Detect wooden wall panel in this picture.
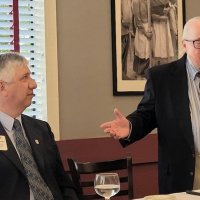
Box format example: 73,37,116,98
56,134,158,198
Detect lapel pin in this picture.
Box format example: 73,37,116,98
35,139,39,144
0,135,8,151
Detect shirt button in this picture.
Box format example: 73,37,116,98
190,172,194,176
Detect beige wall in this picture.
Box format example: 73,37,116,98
185,0,199,20
56,0,199,139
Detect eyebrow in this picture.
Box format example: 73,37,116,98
19,72,31,78
185,38,200,41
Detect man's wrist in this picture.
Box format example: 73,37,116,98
124,121,132,141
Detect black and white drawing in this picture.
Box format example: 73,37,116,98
112,0,185,95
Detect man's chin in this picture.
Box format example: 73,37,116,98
24,101,33,109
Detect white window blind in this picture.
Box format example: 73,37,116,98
0,0,47,120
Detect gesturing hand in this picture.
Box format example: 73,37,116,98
100,108,130,139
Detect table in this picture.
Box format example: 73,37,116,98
134,190,200,200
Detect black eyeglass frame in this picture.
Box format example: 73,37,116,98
185,39,200,49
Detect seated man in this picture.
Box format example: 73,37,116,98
0,52,78,200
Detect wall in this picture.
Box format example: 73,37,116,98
56,0,199,139
185,0,199,20
56,0,141,139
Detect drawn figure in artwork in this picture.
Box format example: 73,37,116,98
121,0,135,80
132,0,152,79
120,0,179,80
168,0,178,57
151,0,178,65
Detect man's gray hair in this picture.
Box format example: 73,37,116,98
0,52,28,82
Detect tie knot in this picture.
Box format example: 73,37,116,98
196,72,200,78
13,119,22,130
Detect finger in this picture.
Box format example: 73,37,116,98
103,128,111,133
110,133,120,140
104,128,116,135
114,108,124,119
100,122,112,128
114,135,119,140
109,132,116,138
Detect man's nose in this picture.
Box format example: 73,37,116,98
30,78,37,89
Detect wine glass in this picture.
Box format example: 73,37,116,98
94,173,120,200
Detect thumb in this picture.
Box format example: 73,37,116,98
114,108,124,119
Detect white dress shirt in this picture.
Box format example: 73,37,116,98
186,56,200,189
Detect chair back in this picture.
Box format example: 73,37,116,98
67,156,134,200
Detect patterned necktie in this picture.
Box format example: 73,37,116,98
196,72,200,89
13,119,54,200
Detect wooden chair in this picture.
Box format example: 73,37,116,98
67,156,134,200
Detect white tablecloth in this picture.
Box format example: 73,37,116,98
134,191,200,200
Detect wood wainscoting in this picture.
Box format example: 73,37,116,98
56,134,158,198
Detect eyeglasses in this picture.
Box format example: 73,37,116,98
185,39,200,49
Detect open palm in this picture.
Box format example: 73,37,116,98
100,108,130,139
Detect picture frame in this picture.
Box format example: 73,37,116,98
111,0,186,95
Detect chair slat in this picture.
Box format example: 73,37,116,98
67,156,134,200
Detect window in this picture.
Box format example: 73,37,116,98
0,0,47,120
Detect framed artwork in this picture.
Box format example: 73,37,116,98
111,0,186,95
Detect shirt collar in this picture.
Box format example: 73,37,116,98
186,55,200,80
0,112,22,131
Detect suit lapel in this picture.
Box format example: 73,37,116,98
169,55,195,152
21,115,46,174
0,123,27,177
0,116,47,180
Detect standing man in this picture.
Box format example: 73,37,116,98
0,52,78,200
101,16,200,194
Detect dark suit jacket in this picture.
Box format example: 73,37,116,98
0,114,78,200
121,54,195,194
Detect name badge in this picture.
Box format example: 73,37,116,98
0,135,8,151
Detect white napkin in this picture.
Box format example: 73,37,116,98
144,194,176,200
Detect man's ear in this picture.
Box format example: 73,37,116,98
182,40,186,48
0,81,7,93
0,81,8,97
0,81,4,90
182,40,187,53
